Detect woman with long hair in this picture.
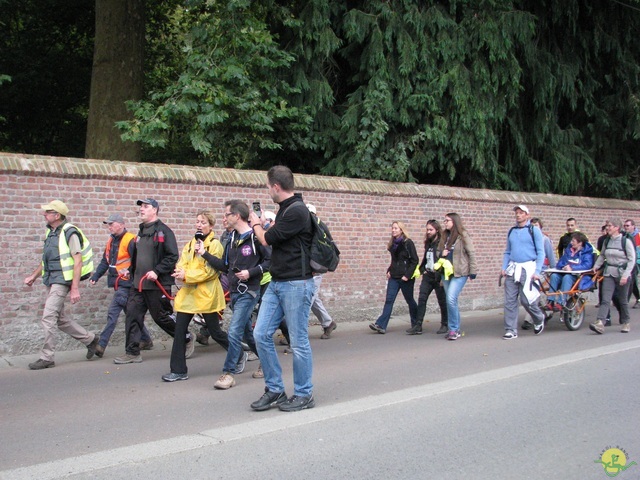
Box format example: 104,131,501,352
162,210,229,382
407,219,448,335
369,221,419,334
437,213,477,340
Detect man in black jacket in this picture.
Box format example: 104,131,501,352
249,166,316,412
114,199,183,364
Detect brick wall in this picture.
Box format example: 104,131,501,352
1,152,638,355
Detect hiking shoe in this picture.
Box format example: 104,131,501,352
114,354,142,364
86,334,100,360
369,323,386,334
234,351,248,374
139,340,154,351
279,395,315,412
446,330,460,341
252,364,264,378
521,321,533,331
247,351,259,362
502,331,518,340
214,372,236,390
405,325,423,335
95,345,105,358
589,320,605,334
195,332,209,346
29,359,55,370
436,324,448,334
250,388,287,411
621,323,630,333
533,322,544,335
321,321,337,339
185,335,195,359
162,372,188,382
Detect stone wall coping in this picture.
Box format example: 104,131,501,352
1,152,638,209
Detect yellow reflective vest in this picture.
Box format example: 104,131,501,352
43,223,93,282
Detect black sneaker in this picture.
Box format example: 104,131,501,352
533,321,544,335
279,395,315,412
86,334,100,360
250,388,287,411
405,325,423,335
521,321,533,330
436,324,448,335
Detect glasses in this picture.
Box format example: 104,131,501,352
223,212,236,218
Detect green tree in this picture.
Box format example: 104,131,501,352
118,0,312,169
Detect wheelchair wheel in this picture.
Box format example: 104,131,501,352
563,297,585,331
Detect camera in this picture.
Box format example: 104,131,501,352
194,230,205,242
252,201,261,218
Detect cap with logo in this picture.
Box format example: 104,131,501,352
41,200,69,216
513,204,530,214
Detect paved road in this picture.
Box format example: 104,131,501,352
1,305,639,479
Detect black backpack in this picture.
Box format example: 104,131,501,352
308,212,340,274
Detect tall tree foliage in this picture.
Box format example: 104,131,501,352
118,0,312,169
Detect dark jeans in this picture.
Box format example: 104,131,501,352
375,277,417,330
170,311,229,374
124,288,176,356
99,287,151,348
414,273,447,327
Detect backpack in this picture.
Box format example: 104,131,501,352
308,212,340,274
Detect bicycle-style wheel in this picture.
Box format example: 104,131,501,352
564,296,585,331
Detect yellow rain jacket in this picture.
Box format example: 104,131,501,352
173,234,225,314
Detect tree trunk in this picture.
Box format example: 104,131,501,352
85,0,144,161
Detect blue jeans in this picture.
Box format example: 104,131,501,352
253,279,314,397
375,277,417,330
223,291,260,373
99,287,151,348
548,273,578,306
443,276,468,332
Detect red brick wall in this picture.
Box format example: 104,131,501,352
1,153,638,355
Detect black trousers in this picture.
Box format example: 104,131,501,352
170,311,229,374
125,288,176,355
414,273,448,327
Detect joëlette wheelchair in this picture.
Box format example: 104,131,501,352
538,269,603,330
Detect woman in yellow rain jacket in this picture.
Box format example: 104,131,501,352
162,210,229,382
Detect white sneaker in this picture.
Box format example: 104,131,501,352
502,331,518,340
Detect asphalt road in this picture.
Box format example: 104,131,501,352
1,305,639,479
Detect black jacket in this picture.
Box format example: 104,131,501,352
387,238,419,279
130,220,179,288
202,230,271,293
264,194,313,281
